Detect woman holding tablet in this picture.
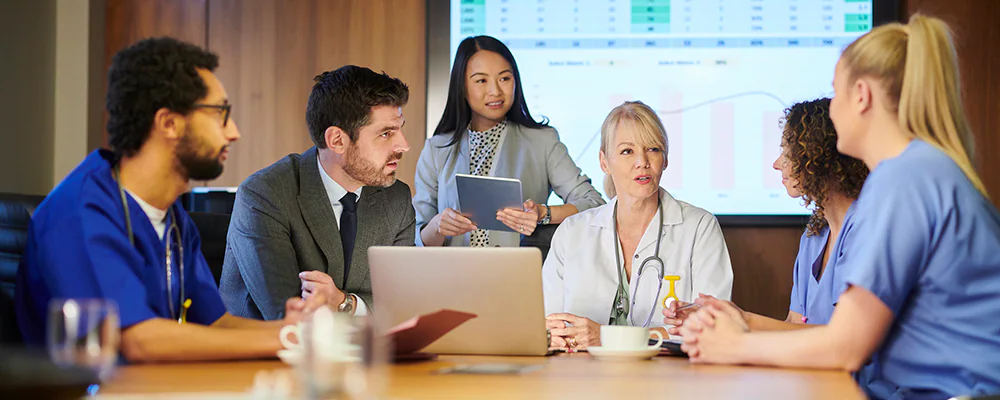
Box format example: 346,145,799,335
542,101,733,351
413,35,604,247
664,98,869,331
678,15,1000,399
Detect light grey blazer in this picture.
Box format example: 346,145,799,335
413,123,605,246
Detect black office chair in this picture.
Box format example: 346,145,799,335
187,212,232,286
0,193,46,346
520,223,559,261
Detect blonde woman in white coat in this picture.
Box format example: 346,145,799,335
543,101,733,352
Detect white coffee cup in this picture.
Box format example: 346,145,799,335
599,326,663,351
278,306,350,359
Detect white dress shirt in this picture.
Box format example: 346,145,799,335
542,188,733,328
317,158,369,315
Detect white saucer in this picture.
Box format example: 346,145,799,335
277,349,303,365
587,346,660,361
277,347,362,366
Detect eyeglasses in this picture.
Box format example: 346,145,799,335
192,102,232,127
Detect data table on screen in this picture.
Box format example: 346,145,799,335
451,0,873,215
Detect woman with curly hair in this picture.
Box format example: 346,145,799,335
663,97,868,331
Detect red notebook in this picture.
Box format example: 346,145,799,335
386,309,477,357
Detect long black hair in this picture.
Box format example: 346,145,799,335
433,36,548,148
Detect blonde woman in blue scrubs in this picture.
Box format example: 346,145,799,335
678,15,1000,399
664,98,869,331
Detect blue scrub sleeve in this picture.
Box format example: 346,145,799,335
788,232,809,315
838,177,930,315
788,263,805,315
184,229,227,325
59,202,160,329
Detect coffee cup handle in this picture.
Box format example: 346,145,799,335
648,330,663,350
279,325,300,350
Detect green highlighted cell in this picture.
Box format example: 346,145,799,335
631,5,669,13
845,13,871,23
460,0,485,4
845,23,871,32
631,13,670,24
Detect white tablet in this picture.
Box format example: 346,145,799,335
455,174,523,233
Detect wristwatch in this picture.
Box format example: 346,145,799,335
537,204,552,225
338,293,356,314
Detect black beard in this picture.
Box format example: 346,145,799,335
176,131,224,181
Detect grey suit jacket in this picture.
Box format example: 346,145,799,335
413,123,605,246
220,147,416,320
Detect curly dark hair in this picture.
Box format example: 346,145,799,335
106,37,219,158
781,98,869,236
306,65,409,148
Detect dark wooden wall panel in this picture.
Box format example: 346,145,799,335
205,0,427,188
904,0,1000,205
723,226,802,319
104,0,207,77
205,0,318,187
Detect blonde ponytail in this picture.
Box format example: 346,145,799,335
842,14,988,197
899,15,985,197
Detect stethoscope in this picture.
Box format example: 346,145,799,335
612,194,665,328
114,166,186,322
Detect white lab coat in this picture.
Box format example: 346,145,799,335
542,188,733,328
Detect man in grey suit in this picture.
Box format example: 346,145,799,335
220,65,415,319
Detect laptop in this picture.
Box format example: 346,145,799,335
368,246,549,356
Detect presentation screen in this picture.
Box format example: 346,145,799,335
430,0,893,218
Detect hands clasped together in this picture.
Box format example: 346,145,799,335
662,294,751,363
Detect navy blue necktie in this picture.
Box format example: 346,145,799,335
339,192,358,285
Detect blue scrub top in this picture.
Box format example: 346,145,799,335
788,203,856,325
15,150,226,346
835,140,1000,399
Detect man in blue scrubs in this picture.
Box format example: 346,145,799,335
15,37,318,362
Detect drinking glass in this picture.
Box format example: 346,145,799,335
297,307,391,399
298,305,351,400
344,314,390,400
47,298,120,382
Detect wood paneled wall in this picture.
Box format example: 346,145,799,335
723,226,802,319
102,0,427,188
102,1,1000,319
904,0,1000,204
104,0,207,71
206,0,427,187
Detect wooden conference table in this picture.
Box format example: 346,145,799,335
100,353,864,399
